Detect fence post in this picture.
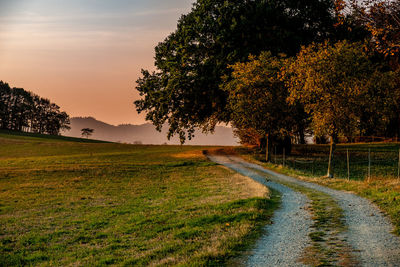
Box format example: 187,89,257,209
283,148,285,167
274,146,277,164
368,148,371,181
398,148,400,180
347,149,350,181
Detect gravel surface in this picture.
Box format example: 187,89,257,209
226,155,400,267
207,154,312,267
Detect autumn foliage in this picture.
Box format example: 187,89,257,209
135,0,400,176
286,41,397,140
336,0,400,69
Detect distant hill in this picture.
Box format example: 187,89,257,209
63,117,239,146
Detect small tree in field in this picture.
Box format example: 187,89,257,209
81,128,94,139
286,40,396,177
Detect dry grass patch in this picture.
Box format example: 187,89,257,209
171,150,206,159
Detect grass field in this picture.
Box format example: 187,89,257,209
237,145,400,236
0,132,278,266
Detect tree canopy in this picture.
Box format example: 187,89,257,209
135,0,338,143
223,52,307,159
286,41,396,139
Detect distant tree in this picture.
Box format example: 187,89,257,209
81,128,94,139
286,40,398,177
233,127,263,147
46,110,70,135
0,81,11,129
6,87,32,131
135,0,339,143
0,81,70,135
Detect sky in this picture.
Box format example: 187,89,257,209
0,0,194,125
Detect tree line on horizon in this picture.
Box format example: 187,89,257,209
0,81,70,135
135,0,400,177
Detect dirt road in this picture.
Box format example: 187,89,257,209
207,154,400,266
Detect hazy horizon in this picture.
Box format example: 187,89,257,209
64,116,239,146
0,0,194,125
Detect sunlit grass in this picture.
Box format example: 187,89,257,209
0,132,278,266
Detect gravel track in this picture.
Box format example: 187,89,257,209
207,154,312,266
223,155,400,267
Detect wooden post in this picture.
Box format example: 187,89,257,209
265,134,270,162
327,137,336,178
368,148,371,181
274,146,277,164
347,149,350,181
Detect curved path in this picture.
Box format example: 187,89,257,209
208,154,400,267
208,154,312,266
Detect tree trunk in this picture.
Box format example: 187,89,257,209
299,130,306,145
327,137,336,178
265,133,270,162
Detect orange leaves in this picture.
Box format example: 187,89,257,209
343,0,400,65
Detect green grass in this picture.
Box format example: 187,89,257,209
279,143,400,180
0,129,109,143
237,146,400,236
0,134,279,266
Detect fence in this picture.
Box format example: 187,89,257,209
338,136,400,143
270,145,400,181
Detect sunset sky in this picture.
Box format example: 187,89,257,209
0,0,194,125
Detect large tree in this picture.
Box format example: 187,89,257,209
286,41,397,177
135,0,338,143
